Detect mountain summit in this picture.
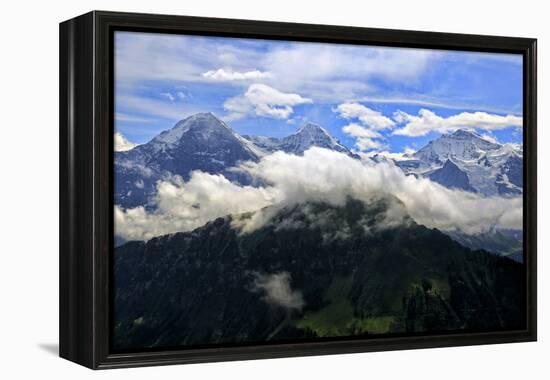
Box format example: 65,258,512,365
395,129,522,196
152,112,231,146
279,123,351,155
115,112,261,208
413,129,501,164
244,122,355,156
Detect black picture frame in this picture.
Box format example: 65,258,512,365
59,10,537,369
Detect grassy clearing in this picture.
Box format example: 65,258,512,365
295,276,394,337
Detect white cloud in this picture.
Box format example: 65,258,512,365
336,103,396,130
114,132,138,152
114,171,278,241
252,272,305,311
341,123,382,139
224,83,312,120
237,149,522,234
336,103,394,151
115,148,522,241
341,123,386,152
393,109,523,137
202,68,272,81
355,137,386,152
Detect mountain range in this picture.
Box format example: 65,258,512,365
115,112,523,260
243,123,357,157
116,113,523,209
391,129,523,196
115,113,355,209
113,197,524,350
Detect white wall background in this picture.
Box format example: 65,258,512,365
0,0,547,378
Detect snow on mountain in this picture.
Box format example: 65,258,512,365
244,123,356,157
115,112,261,208
115,112,523,211
414,129,502,164
395,129,523,196
115,114,356,209
279,123,353,155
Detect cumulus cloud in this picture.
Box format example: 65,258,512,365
342,123,386,152
224,83,312,120
251,272,305,311
114,132,138,152
202,68,272,81
354,137,386,152
393,109,523,137
342,123,382,139
336,103,394,151
336,103,396,130
115,148,522,241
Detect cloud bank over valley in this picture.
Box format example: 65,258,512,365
115,148,522,241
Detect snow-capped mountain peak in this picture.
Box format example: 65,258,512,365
152,112,229,146
296,122,329,135
413,128,502,164
243,122,355,156
395,128,523,196
279,122,351,155
115,112,261,208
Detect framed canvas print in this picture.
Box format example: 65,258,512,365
59,11,537,369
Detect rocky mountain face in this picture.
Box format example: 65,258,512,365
113,197,524,351
395,130,523,196
115,113,262,209
244,123,356,157
428,159,477,192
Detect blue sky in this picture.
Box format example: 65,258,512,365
114,31,523,154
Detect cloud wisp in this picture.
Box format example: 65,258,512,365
251,272,305,311
202,68,272,81
115,148,522,241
